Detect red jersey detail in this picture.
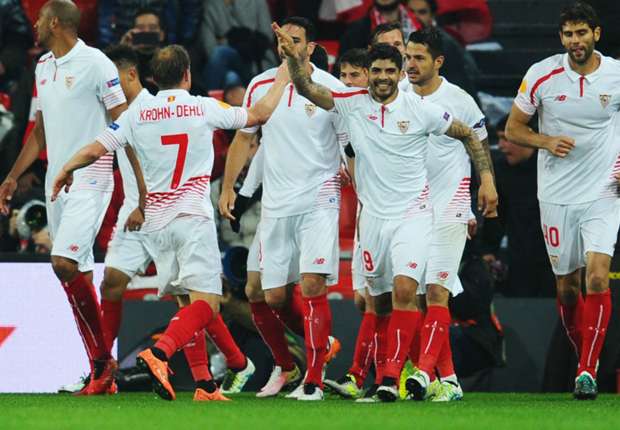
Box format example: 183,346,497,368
246,78,275,107
579,76,585,97
331,89,369,98
530,67,565,105
287,84,294,107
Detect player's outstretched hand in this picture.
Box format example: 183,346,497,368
0,177,17,215
51,169,73,202
545,136,575,158
272,22,296,58
124,207,144,232
219,188,237,221
478,181,498,218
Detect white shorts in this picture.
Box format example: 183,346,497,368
246,224,261,273
260,208,339,290
104,227,151,278
47,189,112,272
144,216,222,296
359,210,433,297
417,222,467,296
540,198,620,275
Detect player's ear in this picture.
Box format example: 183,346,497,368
593,26,601,42
307,42,316,57
435,55,445,70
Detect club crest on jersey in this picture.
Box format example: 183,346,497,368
305,103,317,117
600,94,612,108
65,76,75,89
397,120,410,133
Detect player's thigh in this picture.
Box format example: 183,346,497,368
260,215,299,289
539,202,584,276
298,208,339,282
169,216,223,296
390,212,433,286
581,198,620,261
51,190,112,272
424,222,468,297
104,228,151,279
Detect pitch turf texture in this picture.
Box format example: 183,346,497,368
2,393,620,430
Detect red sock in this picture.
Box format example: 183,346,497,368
349,312,376,387
183,329,212,381
272,294,305,338
302,294,331,387
101,298,123,354
418,306,451,376
384,310,422,380
374,315,390,384
436,334,456,378
155,300,214,359
557,294,584,357
250,301,295,370
578,290,612,376
408,322,422,366
62,274,109,361
206,313,246,370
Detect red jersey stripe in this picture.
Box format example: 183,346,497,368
247,78,276,107
530,67,565,105
332,89,369,98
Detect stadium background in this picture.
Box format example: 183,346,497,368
1,0,620,402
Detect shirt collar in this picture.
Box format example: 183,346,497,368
53,39,85,65
374,87,404,113
156,89,189,98
562,51,605,83
131,88,150,105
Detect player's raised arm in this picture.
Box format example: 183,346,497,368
219,130,255,220
273,22,335,111
245,63,289,127
0,111,46,215
445,119,498,216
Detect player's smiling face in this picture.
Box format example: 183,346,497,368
560,21,600,65
339,63,368,88
368,59,400,101
405,42,441,85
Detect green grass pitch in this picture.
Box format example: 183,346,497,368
1,393,619,430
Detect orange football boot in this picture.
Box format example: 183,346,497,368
193,388,231,402
137,349,176,400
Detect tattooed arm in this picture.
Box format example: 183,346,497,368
446,119,498,216
273,22,335,110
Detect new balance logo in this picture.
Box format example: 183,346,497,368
408,262,418,269
554,95,567,102
69,244,79,252
368,114,378,121
313,258,326,265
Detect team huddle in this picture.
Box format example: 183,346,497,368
1,0,618,402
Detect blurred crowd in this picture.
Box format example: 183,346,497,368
0,0,576,298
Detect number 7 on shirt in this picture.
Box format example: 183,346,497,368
161,133,189,189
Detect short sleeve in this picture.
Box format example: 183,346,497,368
331,88,367,117
514,64,542,116
97,110,130,152
239,144,264,197
240,75,270,134
420,100,453,136
464,98,488,141
201,97,248,130
96,55,127,110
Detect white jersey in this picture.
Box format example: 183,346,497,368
35,39,126,194
115,88,151,227
411,78,487,223
331,88,453,219
239,143,264,198
242,65,345,218
98,89,248,232
514,52,620,204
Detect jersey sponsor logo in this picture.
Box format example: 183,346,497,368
518,79,527,94
397,120,410,133
600,94,612,108
106,77,120,88
554,95,567,102
305,103,317,117
68,244,80,253
65,76,75,89
313,258,326,265
109,122,120,130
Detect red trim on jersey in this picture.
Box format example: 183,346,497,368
529,67,565,105
331,89,369,98
246,78,275,107
287,84,294,107
381,105,386,128
37,55,52,64
579,76,585,97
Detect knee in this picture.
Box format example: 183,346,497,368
354,293,366,313
265,288,287,309
301,274,326,298
426,285,450,306
100,276,125,302
587,272,608,293
245,277,264,303
556,274,581,304
392,277,416,306
51,257,78,282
